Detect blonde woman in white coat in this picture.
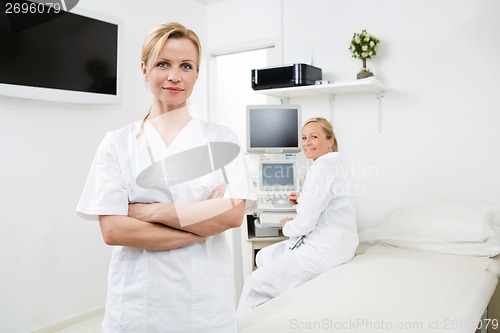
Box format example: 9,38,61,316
237,117,358,317
77,23,255,333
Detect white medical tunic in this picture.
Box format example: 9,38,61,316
237,152,358,316
77,118,256,333
282,152,358,253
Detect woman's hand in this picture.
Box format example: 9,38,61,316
99,214,206,251
128,183,226,222
280,217,294,227
288,191,300,205
129,202,158,222
210,183,226,199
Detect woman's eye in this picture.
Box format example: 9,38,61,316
301,137,306,140
181,63,193,70
156,61,169,68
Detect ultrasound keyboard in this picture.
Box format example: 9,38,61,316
259,211,297,228
256,191,295,211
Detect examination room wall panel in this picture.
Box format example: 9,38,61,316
0,0,207,332
207,0,500,230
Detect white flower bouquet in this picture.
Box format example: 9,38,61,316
348,29,380,79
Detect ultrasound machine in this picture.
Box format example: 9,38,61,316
255,160,298,227
246,104,301,233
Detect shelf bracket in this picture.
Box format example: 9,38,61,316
280,97,291,104
328,94,336,124
377,93,384,133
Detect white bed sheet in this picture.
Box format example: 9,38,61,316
238,244,498,333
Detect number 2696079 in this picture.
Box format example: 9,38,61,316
5,1,63,14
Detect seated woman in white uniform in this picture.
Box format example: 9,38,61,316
237,117,358,317
77,22,255,333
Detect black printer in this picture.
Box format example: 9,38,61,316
251,63,322,90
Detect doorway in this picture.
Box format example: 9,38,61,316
209,45,275,301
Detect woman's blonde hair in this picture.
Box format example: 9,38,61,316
303,117,338,152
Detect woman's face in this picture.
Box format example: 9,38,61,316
142,37,198,111
301,122,334,160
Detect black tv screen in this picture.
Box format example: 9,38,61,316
0,6,121,103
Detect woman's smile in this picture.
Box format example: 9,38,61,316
163,86,185,92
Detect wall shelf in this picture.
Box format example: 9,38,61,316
254,77,389,132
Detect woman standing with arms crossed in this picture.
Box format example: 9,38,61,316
77,22,255,333
237,117,358,316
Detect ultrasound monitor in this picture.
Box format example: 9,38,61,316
246,104,301,154
259,160,297,192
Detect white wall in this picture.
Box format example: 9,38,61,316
0,1,207,332
2,1,500,331
207,0,500,229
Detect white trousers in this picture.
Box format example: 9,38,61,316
237,239,344,317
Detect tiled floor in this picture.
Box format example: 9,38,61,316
52,314,103,333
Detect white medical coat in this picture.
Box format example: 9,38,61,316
282,152,358,256
77,118,256,333
237,152,358,316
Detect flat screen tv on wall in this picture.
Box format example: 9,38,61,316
0,6,122,104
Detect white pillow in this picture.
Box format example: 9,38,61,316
362,203,494,243
378,235,500,257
